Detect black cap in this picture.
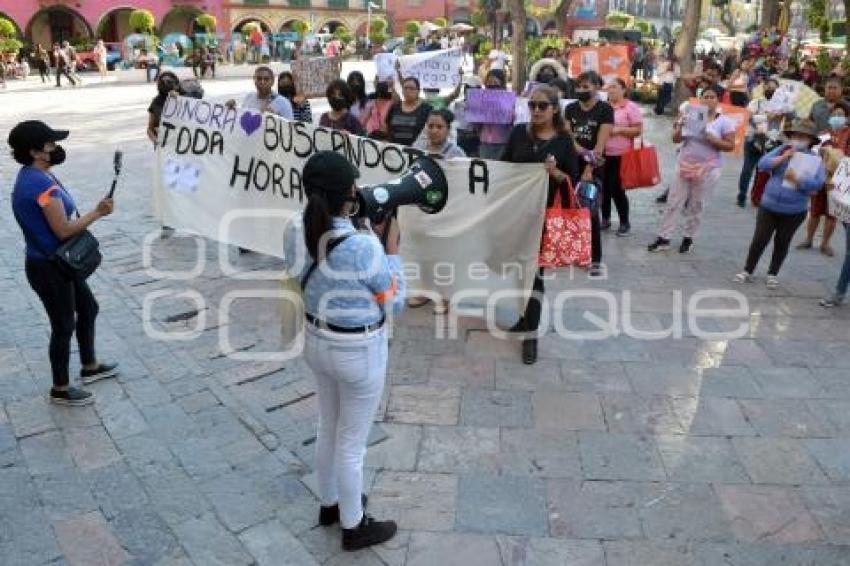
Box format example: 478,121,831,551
8,120,69,153
302,151,360,196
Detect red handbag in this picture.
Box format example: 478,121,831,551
750,170,770,207
538,180,592,269
620,139,661,189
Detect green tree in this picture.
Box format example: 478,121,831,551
805,0,830,44
196,13,217,33
634,20,652,34
433,17,448,28
334,25,352,44
129,9,155,33
404,21,421,44
606,11,632,29
0,16,16,38
471,11,487,28
292,20,311,35
508,0,526,93
370,16,389,44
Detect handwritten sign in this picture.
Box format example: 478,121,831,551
829,157,850,223
569,46,630,82
398,47,463,90
291,57,341,97
465,89,516,124
375,53,396,81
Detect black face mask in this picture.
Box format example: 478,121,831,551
576,90,592,102
158,81,175,95
376,83,391,99
47,145,66,166
538,73,555,83
764,89,775,100
279,84,296,98
329,97,348,111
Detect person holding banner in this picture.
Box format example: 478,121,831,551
277,71,313,123
384,77,432,146
649,85,736,254
735,120,826,289
283,152,404,551
502,85,580,365
603,78,642,236
362,78,397,138
319,79,366,136
226,66,293,120
475,70,513,160
413,109,467,159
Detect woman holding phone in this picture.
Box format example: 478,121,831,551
9,121,118,406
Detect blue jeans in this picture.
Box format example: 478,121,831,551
836,223,850,298
654,83,672,115
738,138,761,202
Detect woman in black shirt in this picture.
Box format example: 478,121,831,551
384,77,432,146
502,85,580,365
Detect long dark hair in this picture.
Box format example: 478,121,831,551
347,71,368,109
326,79,353,108
303,189,349,260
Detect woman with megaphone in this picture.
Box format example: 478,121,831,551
282,151,405,551
501,85,581,364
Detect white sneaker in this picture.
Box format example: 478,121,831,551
733,271,752,283
765,275,779,290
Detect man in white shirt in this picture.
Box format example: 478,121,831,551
440,35,449,50
227,66,293,119
488,49,507,71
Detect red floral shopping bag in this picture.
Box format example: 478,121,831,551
538,180,592,269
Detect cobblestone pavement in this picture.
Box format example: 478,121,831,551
2,79,850,566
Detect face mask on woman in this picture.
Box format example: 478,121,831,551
43,145,66,166
329,97,348,111
279,84,296,98
789,138,810,151
576,90,592,102
828,116,847,130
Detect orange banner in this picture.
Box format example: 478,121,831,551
688,99,750,156
568,46,631,82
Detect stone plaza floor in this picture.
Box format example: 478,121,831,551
1,73,850,565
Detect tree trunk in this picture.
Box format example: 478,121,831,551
720,5,736,37
508,0,527,94
554,0,575,38
761,0,780,28
673,0,702,105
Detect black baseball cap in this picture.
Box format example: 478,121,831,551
8,120,69,153
303,151,360,196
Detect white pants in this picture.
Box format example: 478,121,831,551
304,324,388,529
659,167,722,240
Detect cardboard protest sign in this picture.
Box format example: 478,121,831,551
398,48,463,90
375,53,396,81
465,89,516,124
829,157,850,223
686,99,749,155
153,96,549,320
569,46,630,82
290,57,341,97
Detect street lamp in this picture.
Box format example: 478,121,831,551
366,0,379,51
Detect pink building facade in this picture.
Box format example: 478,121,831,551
386,0,556,37
0,0,227,46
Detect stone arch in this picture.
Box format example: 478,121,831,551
94,6,134,43
317,19,346,34
26,6,93,47
160,5,205,36
0,11,23,38
232,16,272,33
280,19,304,32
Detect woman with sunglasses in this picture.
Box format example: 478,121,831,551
383,77,432,146
502,86,580,364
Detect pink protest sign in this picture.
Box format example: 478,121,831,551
465,89,517,124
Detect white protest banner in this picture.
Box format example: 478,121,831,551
290,57,341,97
153,96,549,317
374,53,396,80
398,47,463,90
829,157,850,223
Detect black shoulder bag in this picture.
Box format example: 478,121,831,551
13,207,102,281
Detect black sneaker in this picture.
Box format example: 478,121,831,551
80,363,119,385
736,196,746,208
50,387,94,406
679,237,694,254
600,219,612,231
655,191,668,204
616,223,631,237
319,494,369,527
342,515,397,551
522,338,537,365
648,237,671,252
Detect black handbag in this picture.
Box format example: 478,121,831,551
14,208,102,280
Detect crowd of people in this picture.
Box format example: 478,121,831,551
8,26,850,557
